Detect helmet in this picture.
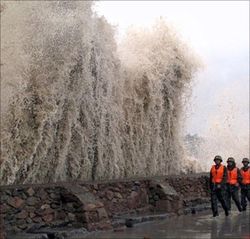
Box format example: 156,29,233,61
227,157,235,163
242,158,249,163
214,155,222,162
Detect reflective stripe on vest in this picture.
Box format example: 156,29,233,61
240,168,250,184
227,168,238,185
211,165,224,183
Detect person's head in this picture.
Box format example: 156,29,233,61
227,157,235,167
214,155,222,165
242,158,249,167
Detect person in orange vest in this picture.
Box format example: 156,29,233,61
210,155,229,217
240,157,250,211
226,157,242,212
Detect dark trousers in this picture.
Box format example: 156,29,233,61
241,185,250,210
211,185,228,216
226,184,242,211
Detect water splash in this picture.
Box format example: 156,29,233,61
0,2,199,184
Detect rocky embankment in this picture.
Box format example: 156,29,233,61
0,173,210,239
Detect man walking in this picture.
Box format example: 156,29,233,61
240,158,250,211
210,155,229,217
226,157,242,212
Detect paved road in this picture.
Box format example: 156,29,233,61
84,208,250,239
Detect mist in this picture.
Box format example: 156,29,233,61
0,2,199,185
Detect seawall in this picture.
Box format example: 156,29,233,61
0,173,210,238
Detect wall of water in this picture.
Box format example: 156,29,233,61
0,2,199,184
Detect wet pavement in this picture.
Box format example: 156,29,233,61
84,208,250,239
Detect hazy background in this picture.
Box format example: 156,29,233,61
95,1,249,168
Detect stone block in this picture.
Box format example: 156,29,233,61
97,208,108,220
33,217,43,223
106,190,114,200
55,210,66,220
7,197,24,209
83,203,96,212
42,214,54,223
114,192,123,199
68,212,75,221
27,197,39,206
27,188,35,197
16,210,28,219
40,204,50,210
95,201,104,208
0,203,10,214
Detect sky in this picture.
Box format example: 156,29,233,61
94,1,249,139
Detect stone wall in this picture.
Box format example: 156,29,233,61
0,173,210,238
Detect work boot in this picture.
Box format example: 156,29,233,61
225,210,229,216
213,211,219,217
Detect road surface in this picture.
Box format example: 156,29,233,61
84,208,250,239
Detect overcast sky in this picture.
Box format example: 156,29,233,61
94,1,249,138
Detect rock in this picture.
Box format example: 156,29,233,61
112,198,118,203
12,189,23,197
80,212,89,223
1,194,9,202
55,211,66,220
50,203,60,209
7,197,24,209
95,201,104,208
97,208,108,220
26,218,33,224
106,190,114,200
17,224,28,230
83,204,96,211
0,203,10,213
49,193,59,200
32,217,42,223
26,223,45,232
27,188,35,197
114,192,123,199
50,220,69,228
71,222,84,228
98,191,105,199
35,208,54,217
98,221,112,230
88,211,99,222
40,204,50,210
42,214,54,223
16,210,28,219
65,202,75,211
68,213,75,221
27,197,39,206
37,189,48,201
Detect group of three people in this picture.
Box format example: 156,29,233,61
210,156,250,217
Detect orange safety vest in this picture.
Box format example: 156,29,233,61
240,167,250,185
227,168,238,185
211,165,224,183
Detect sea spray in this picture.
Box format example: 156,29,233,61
0,2,199,184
